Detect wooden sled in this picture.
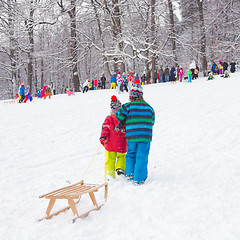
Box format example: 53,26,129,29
4,99,18,105
39,180,108,223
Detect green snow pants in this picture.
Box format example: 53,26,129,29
105,150,126,180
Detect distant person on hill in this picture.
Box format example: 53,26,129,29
178,67,184,82
159,66,164,83
37,89,41,98
141,73,146,85
230,60,236,73
94,78,98,90
146,70,151,84
219,60,224,75
223,60,228,72
221,70,230,78
212,62,219,75
127,69,134,89
101,74,106,89
207,72,214,81
122,72,128,92
170,66,176,81
187,69,192,83
44,86,51,99
211,62,216,72
100,95,127,180
190,60,196,76
41,85,47,98
91,80,94,90
117,72,123,94
23,93,33,103
110,74,116,89
134,73,140,81
116,80,155,185
193,67,199,80
153,69,158,83
83,79,91,93
50,82,55,95
18,83,25,103
127,69,134,83
164,66,170,82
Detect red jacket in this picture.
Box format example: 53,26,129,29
100,114,127,153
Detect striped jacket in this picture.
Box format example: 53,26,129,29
116,100,155,142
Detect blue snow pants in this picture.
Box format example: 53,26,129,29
125,141,151,184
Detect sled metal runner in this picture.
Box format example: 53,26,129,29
39,180,108,222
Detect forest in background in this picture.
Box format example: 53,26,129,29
0,0,239,100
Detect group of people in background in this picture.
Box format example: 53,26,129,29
83,59,237,93
83,62,202,94
17,59,237,101
211,60,236,75
16,83,32,103
17,83,54,103
208,60,236,81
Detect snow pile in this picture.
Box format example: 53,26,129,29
1,72,240,240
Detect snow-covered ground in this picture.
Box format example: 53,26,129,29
1,72,240,240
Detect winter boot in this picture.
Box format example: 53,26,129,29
116,168,125,176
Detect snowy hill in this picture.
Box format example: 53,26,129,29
1,72,240,240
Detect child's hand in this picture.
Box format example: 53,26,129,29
100,138,106,146
114,127,120,131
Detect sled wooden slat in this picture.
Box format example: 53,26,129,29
39,180,108,222
42,185,95,198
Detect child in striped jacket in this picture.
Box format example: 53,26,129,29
116,80,155,184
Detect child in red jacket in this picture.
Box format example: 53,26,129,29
100,95,128,180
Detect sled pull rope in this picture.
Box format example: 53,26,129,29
81,144,101,180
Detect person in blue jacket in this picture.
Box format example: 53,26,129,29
211,62,218,75
170,66,176,81
134,73,140,81
110,74,116,89
19,83,25,103
37,89,41,98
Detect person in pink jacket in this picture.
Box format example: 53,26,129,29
41,86,47,98
94,78,98,90
178,67,184,82
116,72,123,94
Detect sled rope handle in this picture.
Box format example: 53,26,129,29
81,144,102,180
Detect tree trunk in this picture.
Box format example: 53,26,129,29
91,0,112,78
167,0,178,66
151,0,157,83
25,0,34,94
145,5,150,75
68,0,80,91
41,58,44,89
8,0,17,98
197,0,208,77
112,0,124,73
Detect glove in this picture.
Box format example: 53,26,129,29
100,137,106,146
116,121,125,129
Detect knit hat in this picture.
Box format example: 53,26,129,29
129,80,143,99
110,95,121,112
